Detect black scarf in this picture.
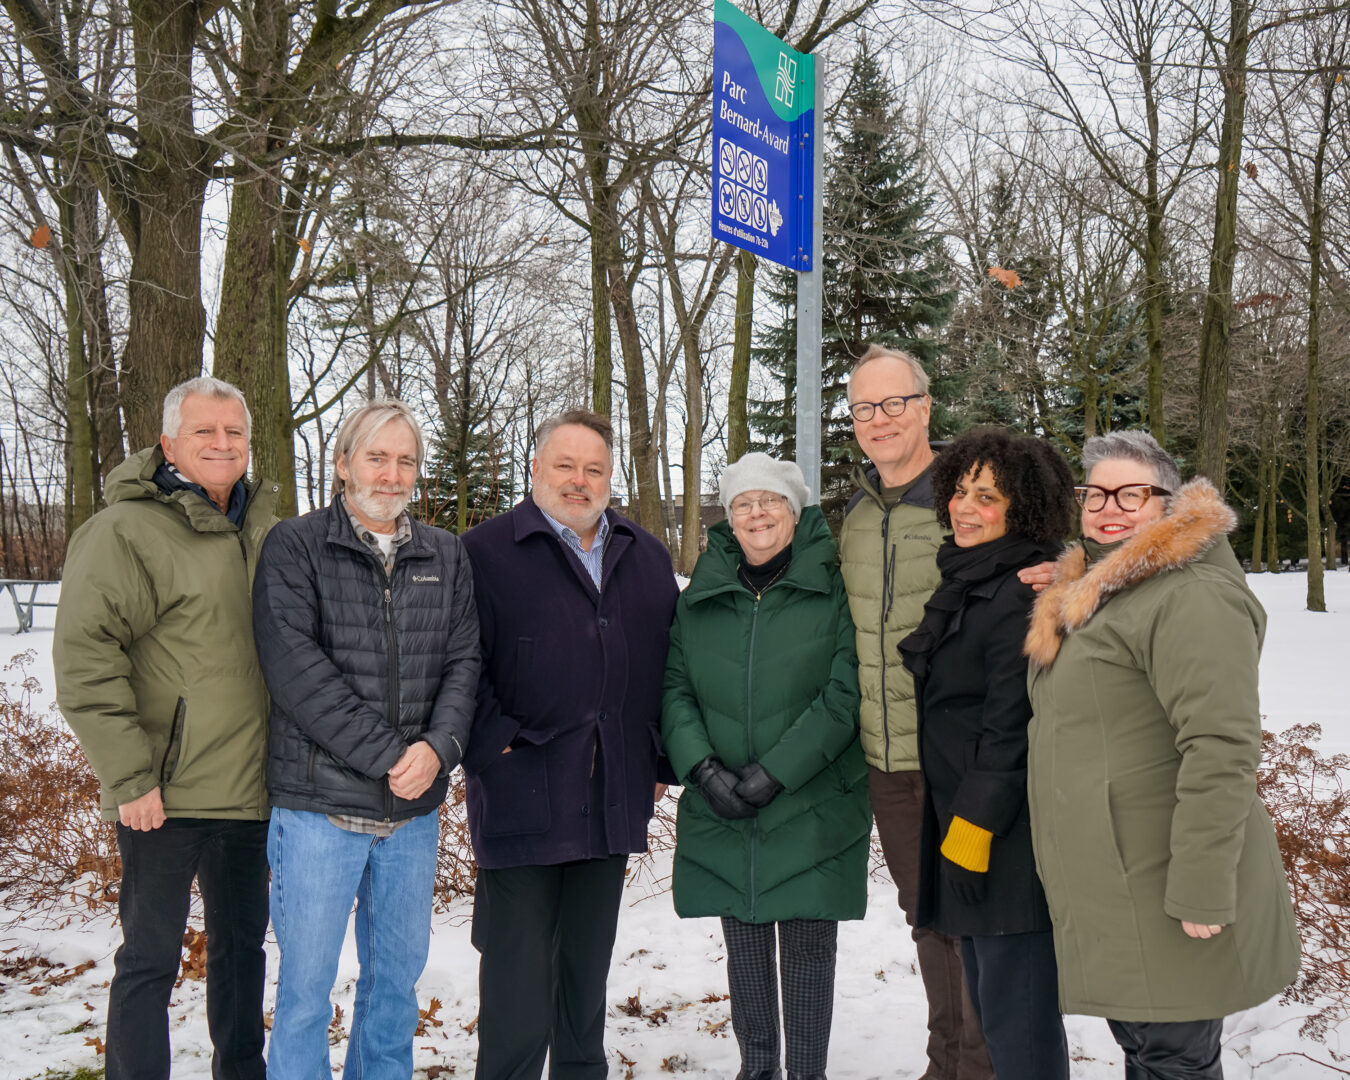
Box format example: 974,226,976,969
737,542,793,595
897,532,1050,681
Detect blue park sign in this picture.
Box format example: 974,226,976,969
712,0,816,271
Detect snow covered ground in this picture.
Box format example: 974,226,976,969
1,570,1347,1079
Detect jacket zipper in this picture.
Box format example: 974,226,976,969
746,593,761,922
383,575,400,822
879,509,892,770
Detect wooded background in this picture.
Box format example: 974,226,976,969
1,0,1346,609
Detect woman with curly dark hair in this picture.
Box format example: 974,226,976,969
898,427,1076,1080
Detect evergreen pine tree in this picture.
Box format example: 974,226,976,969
417,426,513,533
750,39,956,526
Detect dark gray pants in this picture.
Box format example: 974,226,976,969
870,767,994,1080
472,855,628,1080
721,917,837,1075
1108,1018,1224,1080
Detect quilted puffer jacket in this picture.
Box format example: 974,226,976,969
661,507,870,923
253,500,480,822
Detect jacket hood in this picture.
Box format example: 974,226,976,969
1025,478,1237,669
685,503,836,603
104,445,273,533
103,446,169,506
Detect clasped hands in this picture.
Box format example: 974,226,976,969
691,756,783,820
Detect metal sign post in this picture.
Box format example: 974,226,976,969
712,0,822,502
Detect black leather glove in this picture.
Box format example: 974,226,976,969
943,858,988,906
733,762,784,808
690,756,758,820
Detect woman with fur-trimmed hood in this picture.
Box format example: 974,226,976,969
1025,430,1299,1080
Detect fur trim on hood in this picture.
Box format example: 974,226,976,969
1025,478,1237,669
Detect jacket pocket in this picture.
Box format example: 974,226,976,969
160,698,187,784
478,744,551,838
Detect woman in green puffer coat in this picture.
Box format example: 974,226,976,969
1025,430,1300,1080
662,453,870,1080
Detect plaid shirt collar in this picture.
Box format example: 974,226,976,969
340,493,413,573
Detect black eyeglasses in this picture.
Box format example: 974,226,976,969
1074,484,1172,512
848,393,926,422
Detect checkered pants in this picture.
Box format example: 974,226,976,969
720,917,838,1074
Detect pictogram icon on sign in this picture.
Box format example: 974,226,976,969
719,139,736,178
752,158,768,193
736,187,752,223
752,195,768,231
718,180,736,217
736,148,753,186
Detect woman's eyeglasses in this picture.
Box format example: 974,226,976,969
729,493,787,516
1074,484,1172,512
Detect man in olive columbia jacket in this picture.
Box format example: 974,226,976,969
54,377,279,1080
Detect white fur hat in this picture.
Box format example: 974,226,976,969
718,453,810,520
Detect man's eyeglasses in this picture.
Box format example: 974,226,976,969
1074,484,1172,512
848,394,926,422
729,493,787,517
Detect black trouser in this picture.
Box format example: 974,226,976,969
960,931,1069,1080
472,855,628,1080
1107,1018,1224,1080
108,818,269,1080
869,767,994,1080
721,917,838,1076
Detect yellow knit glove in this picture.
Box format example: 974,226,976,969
941,816,994,873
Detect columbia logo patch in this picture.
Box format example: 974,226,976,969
412,574,440,583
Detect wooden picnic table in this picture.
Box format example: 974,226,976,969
0,578,59,633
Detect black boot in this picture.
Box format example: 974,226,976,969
735,1071,782,1080
787,1074,826,1080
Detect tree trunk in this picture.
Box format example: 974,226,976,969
590,228,612,415
678,327,704,575
58,186,96,539
213,155,297,514
1142,205,1167,447
727,250,756,464
1302,58,1333,612
120,0,210,449
1265,456,1279,571
212,3,298,514
1251,422,1268,571
1195,0,1250,487
607,263,661,536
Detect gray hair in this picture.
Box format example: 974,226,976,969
330,399,425,495
162,376,251,438
534,409,614,460
1082,430,1182,493
849,344,931,397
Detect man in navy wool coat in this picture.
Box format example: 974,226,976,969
460,409,678,1080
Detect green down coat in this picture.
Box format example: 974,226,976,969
54,447,279,821
661,507,871,923
1025,480,1300,1022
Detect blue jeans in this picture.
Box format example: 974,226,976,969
266,807,438,1080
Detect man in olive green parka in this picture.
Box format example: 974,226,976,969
54,377,279,1080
